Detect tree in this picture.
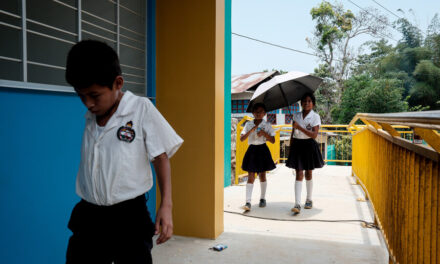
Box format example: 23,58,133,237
308,1,389,95
352,39,395,76
425,14,440,67
410,60,440,108
360,78,407,113
394,17,423,49
313,64,339,123
331,75,407,123
331,74,370,123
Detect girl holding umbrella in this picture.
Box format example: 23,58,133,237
286,93,324,214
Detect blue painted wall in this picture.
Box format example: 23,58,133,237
0,87,158,263
224,0,232,187
0,88,83,263
146,0,158,211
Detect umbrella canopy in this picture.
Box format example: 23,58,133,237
246,71,323,113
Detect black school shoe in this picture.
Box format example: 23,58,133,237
243,202,251,211
291,204,301,214
259,199,266,207
304,200,313,209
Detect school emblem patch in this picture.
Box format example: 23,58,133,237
117,121,135,143
306,124,312,131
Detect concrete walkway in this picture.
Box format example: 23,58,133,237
152,165,388,263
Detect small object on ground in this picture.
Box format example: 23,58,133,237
210,244,228,251
361,222,377,229
357,197,366,202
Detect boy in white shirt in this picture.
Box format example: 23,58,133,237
65,40,183,263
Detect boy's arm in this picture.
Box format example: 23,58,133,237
152,152,173,244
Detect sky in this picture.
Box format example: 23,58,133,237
232,0,440,76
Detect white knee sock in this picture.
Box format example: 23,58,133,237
306,180,313,201
260,181,267,199
295,180,302,205
246,183,254,203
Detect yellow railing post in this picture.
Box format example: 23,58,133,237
349,111,440,264
235,116,252,185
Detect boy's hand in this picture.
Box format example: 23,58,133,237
155,204,173,244
152,152,173,245
292,122,300,129
257,130,265,137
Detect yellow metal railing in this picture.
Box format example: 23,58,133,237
349,111,440,264
277,124,354,163
235,118,416,185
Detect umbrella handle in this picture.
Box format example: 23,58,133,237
278,83,292,116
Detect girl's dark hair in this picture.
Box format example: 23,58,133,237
65,40,122,89
301,92,316,105
252,103,266,112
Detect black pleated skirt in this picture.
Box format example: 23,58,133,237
242,144,276,173
286,138,324,171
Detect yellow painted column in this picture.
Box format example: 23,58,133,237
156,0,225,238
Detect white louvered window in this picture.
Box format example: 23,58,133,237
0,0,147,95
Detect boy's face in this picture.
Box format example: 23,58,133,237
301,96,314,112
252,106,266,119
75,76,123,117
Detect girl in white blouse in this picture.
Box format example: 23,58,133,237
240,103,276,211
286,93,324,214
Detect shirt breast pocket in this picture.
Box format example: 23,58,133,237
117,125,143,155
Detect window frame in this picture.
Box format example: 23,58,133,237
0,0,148,96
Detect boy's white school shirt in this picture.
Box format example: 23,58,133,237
292,110,321,139
77,91,183,206
241,119,275,145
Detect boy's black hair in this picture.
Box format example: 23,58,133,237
301,92,316,105
252,102,266,112
65,40,121,89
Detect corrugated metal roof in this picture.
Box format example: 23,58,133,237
231,71,279,94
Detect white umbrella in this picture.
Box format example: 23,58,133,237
246,71,323,113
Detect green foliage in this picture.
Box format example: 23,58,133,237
331,75,370,123
328,135,352,165
400,47,432,74
309,3,440,122
311,1,354,51
360,78,407,113
408,60,440,108
308,2,387,80
413,60,440,87
332,75,407,123
425,14,440,67
353,39,394,76
376,47,431,77
394,18,423,49
313,64,339,123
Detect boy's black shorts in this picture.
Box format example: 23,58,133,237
66,194,155,264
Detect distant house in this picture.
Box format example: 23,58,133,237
231,71,300,125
